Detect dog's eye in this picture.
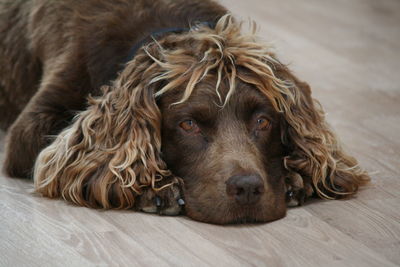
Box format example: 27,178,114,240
256,117,270,130
179,120,198,132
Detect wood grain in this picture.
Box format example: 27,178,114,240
1,0,400,266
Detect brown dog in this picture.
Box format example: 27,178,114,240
0,0,369,224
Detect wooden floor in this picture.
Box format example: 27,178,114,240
1,0,400,266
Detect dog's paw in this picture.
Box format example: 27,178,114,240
138,176,185,216
285,172,313,207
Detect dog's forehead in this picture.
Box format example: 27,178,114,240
158,78,276,118
161,78,269,104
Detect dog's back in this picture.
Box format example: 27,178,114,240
0,0,227,130
0,0,42,129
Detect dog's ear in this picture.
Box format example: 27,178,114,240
280,73,369,199
34,66,171,208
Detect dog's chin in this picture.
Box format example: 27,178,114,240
184,199,287,225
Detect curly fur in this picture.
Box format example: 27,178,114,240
33,15,369,209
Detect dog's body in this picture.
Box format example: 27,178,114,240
0,0,226,175
0,0,369,224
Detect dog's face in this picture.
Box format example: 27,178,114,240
159,79,287,224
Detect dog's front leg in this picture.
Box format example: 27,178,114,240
3,61,89,178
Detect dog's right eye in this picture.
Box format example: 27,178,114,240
179,120,199,133
256,117,270,130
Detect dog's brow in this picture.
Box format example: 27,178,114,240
238,89,273,111
179,104,216,119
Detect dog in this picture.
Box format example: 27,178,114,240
0,0,369,224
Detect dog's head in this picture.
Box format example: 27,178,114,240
159,78,287,223
35,15,368,224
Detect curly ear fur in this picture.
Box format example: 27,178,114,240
34,50,172,209
280,72,370,199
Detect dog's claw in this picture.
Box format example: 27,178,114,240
178,198,185,206
155,196,162,207
286,190,299,207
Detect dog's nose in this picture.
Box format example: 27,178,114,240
226,175,265,205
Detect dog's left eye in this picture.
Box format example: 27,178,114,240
179,120,199,132
256,117,270,130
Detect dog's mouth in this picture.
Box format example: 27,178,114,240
228,203,287,224
226,213,283,224
182,197,287,225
